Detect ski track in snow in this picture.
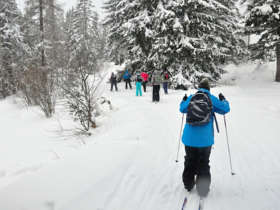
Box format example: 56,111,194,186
0,76,280,210
60,88,186,210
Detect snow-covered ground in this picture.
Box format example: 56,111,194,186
0,62,280,210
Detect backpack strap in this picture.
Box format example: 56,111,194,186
201,91,219,133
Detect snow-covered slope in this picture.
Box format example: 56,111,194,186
0,62,279,210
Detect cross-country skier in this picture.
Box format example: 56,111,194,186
151,70,162,102
140,71,149,92
123,70,132,89
179,78,230,197
136,73,143,96
161,70,171,94
110,72,118,91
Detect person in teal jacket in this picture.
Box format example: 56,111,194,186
179,78,230,197
135,74,142,96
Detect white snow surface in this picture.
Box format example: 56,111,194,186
0,62,280,210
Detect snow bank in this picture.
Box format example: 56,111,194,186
219,61,276,86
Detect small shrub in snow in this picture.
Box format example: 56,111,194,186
19,66,56,118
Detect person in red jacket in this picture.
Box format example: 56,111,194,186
140,71,149,92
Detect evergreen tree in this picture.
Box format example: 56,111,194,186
103,0,125,64
95,23,108,63
107,0,159,72
23,0,64,68
152,0,194,75
244,0,280,81
64,0,102,133
23,0,44,66
68,0,99,72
181,0,246,82
64,8,75,75
0,0,26,97
104,0,246,82
44,0,65,69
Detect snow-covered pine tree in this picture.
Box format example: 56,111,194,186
0,0,26,97
44,0,65,69
104,0,246,83
23,0,46,66
68,0,98,72
23,0,64,68
245,0,280,81
242,0,273,58
95,23,108,64
152,0,194,77
64,8,75,78
103,0,192,75
64,0,102,133
181,0,246,82
123,0,160,72
104,0,162,73
22,0,40,65
103,0,126,65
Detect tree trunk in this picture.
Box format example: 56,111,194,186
49,0,57,62
276,43,280,82
39,0,45,66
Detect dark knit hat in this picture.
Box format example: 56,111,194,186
198,78,210,90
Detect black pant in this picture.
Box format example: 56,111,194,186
182,146,211,196
142,81,147,92
152,85,160,101
125,79,132,89
111,82,118,91
163,82,168,94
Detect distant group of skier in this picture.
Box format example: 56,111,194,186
110,69,231,199
109,68,172,102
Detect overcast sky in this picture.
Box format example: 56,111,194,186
16,0,105,18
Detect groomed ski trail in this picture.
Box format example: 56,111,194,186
0,81,280,210
58,88,186,210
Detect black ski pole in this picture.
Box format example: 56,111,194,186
223,115,235,175
176,114,184,163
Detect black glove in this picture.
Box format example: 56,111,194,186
182,94,188,101
219,93,225,101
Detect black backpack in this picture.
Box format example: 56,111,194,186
186,91,213,126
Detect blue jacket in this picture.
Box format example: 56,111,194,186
123,70,131,80
179,88,230,147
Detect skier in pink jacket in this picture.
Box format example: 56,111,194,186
141,71,149,92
